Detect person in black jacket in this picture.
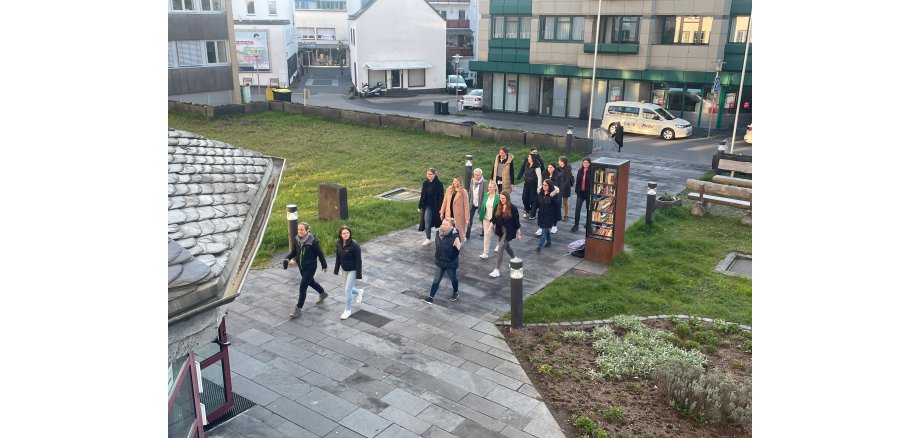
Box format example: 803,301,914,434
571,157,593,232
487,190,522,278
533,181,561,254
556,156,574,222
333,225,364,320
417,168,444,246
424,218,462,303
516,153,542,219
285,222,328,318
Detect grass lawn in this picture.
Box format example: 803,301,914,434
169,110,751,325
523,207,752,325
168,111,578,268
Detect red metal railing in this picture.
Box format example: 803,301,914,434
447,47,474,56
446,19,470,28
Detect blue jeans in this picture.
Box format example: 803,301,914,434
424,207,435,239
343,270,362,311
467,205,479,238
538,227,552,249
429,266,458,298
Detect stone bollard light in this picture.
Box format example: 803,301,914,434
645,182,657,225
287,205,299,252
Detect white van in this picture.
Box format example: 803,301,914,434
601,101,692,140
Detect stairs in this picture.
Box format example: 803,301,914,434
383,89,418,98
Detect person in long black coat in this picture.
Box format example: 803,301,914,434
285,222,328,318
533,181,561,253
417,168,444,245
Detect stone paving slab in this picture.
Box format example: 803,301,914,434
206,154,711,437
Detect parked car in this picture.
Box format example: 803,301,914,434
744,124,752,144
446,75,467,94
462,89,483,109
600,101,692,140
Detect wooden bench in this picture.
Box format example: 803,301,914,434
717,158,752,179
685,178,752,225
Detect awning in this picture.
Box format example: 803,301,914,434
364,60,433,70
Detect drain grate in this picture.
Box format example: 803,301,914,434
714,252,752,278
201,378,256,431
378,188,421,201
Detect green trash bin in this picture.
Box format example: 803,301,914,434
273,88,292,102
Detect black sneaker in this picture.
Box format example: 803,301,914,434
570,225,578,232
536,246,542,254
450,292,459,301
545,242,552,248
423,296,433,304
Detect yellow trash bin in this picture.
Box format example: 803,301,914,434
265,86,275,101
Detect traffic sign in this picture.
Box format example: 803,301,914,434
713,76,721,94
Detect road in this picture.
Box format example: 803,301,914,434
263,67,752,166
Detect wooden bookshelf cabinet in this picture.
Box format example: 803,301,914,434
584,157,630,264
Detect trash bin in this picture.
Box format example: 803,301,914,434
240,85,251,104
434,101,441,115
273,88,292,102
266,86,275,101
439,101,450,115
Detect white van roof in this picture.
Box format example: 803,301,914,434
605,101,662,110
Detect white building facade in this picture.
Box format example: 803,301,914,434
232,0,300,88
347,0,446,92
294,1,349,68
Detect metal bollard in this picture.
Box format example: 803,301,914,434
566,126,574,151
645,182,657,225
287,205,299,252
712,139,727,171
464,154,473,191
509,257,524,329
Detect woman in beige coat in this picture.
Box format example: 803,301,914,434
440,176,470,243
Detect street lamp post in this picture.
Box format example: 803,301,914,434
452,54,462,112
707,59,724,139
253,33,263,101
585,0,603,138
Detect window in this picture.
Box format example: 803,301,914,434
168,42,176,68
200,0,223,12
408,69,425,87
316,28,335,40
540,16,584,41
492,16,530,40
598,16,639,44
268,1,277,15
660,16,713,44
728,16,751,43
176,41,204,67
459,10,466,20
206,41,228,64
294,0,346,9
246,0,255,14
298,27,316,40
440,11,447,19
171,0,194,12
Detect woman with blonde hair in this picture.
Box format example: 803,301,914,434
440,175,470,244
478,180,500,258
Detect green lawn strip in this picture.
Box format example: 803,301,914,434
522,208,752,325
168,111,578,268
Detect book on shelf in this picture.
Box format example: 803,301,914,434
592,196,613,212
591,225,613,239
606,172,616,185
604,185,615,196
593,169,605,183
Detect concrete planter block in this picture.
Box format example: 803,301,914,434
425,120,472,138
381,114,424,130
269,101,285,112
341,110,382,127
244,102,270,113
480,127,526,145
212,105,245,117
303,105,342,121
525,132,559,149
282,102,305,114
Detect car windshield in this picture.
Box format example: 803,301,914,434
470,90,482,96
654,108,676,120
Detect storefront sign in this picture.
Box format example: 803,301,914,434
236,31,270,72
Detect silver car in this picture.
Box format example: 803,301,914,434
462,89,483,109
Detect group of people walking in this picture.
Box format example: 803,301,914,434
283,147,592,315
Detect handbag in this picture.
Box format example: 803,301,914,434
418,210,426,231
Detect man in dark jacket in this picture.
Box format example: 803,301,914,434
418,168,444,245
424,218,461,303
285,222,328,318
571,158,593,232
614,122,624,152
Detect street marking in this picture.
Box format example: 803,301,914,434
686,145,715,151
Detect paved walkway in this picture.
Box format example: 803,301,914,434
206,152,710,437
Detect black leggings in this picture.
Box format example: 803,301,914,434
296,268,325,308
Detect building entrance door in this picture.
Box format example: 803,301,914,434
390,70,401,89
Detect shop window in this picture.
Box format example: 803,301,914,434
660,16,712,44
408,69,425,87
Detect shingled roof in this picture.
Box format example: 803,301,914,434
167,128,283,360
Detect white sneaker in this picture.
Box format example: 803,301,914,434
422,239,433,246
479,253,488,259
340,309,352,319
551,226,558,234
493,244,499,252
534,229,542,236
489,269,500,278
355,288,364,304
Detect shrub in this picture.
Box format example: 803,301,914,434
592,316,707,379
713,319,742,334
603,405,627,423
673,322,692,339
655,359,752,429
572,415,609,438
563,330,590,340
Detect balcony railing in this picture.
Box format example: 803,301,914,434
447,47,473,56
446,19,470,29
